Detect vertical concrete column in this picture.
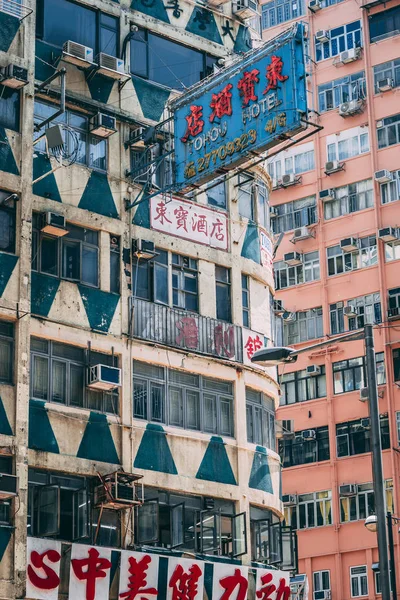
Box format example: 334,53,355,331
198,259,216,318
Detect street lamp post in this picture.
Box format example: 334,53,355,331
364,512,398,600
252,324,391,600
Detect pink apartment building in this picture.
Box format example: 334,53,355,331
261,0,400,597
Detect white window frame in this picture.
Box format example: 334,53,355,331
315,20,363,63
274,251,320,289
377,113,400,149
350,565,368,598
267,142,315,180
313,570,331,593
318,71,366,113
381,170,400,204
323,179,373,220
385,241,400,262
327,235,377,277
374,58,400,93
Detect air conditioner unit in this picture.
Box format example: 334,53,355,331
87,364,122,391
339,99,364,117
282,311,297,322
40,212,68,237
378,227,399,243
0,473,18,500
361,417,370,429
129,127,146,148
340,237,358,252
90,113,117,138
314,591,331,600
377,78,393,92
62,41,94,68
302,429,316,441
306,364,321,376
276,419,295,439
374,170,392,183
325,160,342,174
338,47,361,64
344,304,358,317
94,472,143,509
233,0,258,19
388,306,400,320
270,206,278,218
359,387,369,402
0,64,28,89
320,189,336,202
308,0,321,10
316,30,330,43
273,299,285,314
281,173,297,187
96,53,127,79
284,251,302,266
282,494,297,506
132,239,156,260
293,226,312,241
339,483,357,497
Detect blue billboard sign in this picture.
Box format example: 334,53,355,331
171,23,307,190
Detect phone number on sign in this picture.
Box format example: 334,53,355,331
184,129,257,180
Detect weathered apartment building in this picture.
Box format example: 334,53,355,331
0,0,294,598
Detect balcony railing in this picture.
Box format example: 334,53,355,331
129,297,243,363
0,0,32,20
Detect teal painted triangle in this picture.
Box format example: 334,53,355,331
78,171,118,218
0,253,18,297
0,11,20,53
0,396,12,436
29,400,59,454
134,424,177,474
249,446,273,493
0,527,12,561
77,412,120,464
32,153,62,202
31,272,60,317
87,74,115,105
186,7,222,45
132,77,170,122
130,0,170,23
0,127,19,175
78,285,119,333
132,199,150,228
241,221,261,264
233,25,253,54
196,436,236,485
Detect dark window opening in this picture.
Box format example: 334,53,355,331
369,5,400,43
0,85,20,132
279,426,330,468
215,265,231,322
336,416,390,458
0,321,14,384
110,235,120,294
0,190,16,254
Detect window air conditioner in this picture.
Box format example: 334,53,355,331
374,170,392,183
378,227,399,243
276,419,295,439
284,251,302,266
132,239,156,260
0,473,18,500
377,78,393,92
233,0,259,19
62,41,94,68
319,189,336,202
0,64,28,89
361,417,370,429
359,387,369,402
308,0,321,11
96,53,127,79
339,99,364,117
339,483,357,497
301,429,316,441
282,494,297,506
315,30,330,43
338,47,361,64
129,127,146,148
306,365,321,376
293,226,312,241
90,113,117,138
325,160,342,174
340,237,358,252
87,364,122,391
388,306,400,319
281,173,297,187
40,212,68,237
343,304,358,317
94,472,143,509
314,591,331,600
282,311,297,322
270,206,278,218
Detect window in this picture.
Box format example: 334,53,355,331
377,113,400,149
327,235,377,277
284,491,332,530
0,321,13,384
375,568,394,595
314,571,331,595
315,20,362,62
28,469,120,546
246,388,275,450
0,190,16,254
369,5,400,43
237,174,269,228
333,352,385,394
0,86,20,132
279,426,330,468
381,169,400,204
215,266,231,322
270,291,283,347
385,241,400,262
394,349,400,381
242,275,250,328
274,251,320,289
350,566,368,598
172,254,198,312
130,27,216,90
30,338,119,414
268,149,315,181
110,235,120,294
207,178,226,210
272,196,317,234
329,293,382,335
36,0,119,56
340,480,393,523
279,367,326,405
327,130,369,162
32,217,99,287
0,457,12,525
284,307,323,346
133,362,234,436
261,0,305,30
374,59,400,92
34,101,107,172
323,179,373,220
318,72,366,113
336,415,390,458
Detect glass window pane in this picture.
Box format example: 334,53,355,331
52,360,66,403
82,247,98,286
70,364,84,407
32,355,49,400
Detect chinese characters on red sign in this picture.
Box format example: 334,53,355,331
238,69,260,107
181,105,204,143
210,83,233,123
244,335,263,361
